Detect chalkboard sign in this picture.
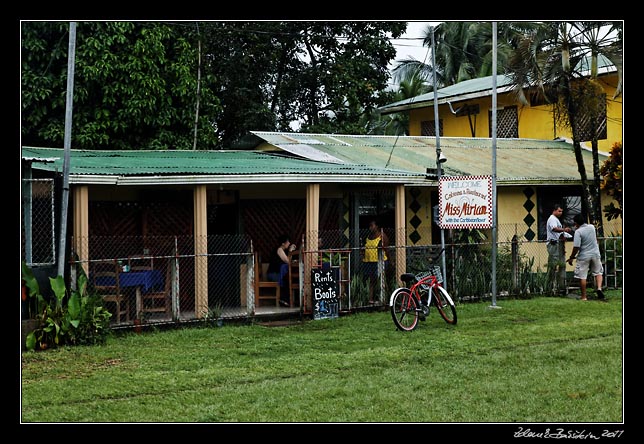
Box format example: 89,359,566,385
311,267,340,320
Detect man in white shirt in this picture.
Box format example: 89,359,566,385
546,204,572,294
567,214,605,301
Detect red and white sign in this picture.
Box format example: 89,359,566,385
438,176,493,229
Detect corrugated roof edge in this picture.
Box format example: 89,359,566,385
21,146,426,180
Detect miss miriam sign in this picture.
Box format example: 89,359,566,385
438,176,493,229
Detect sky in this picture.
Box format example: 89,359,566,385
387,21,440,89
392,21,437,65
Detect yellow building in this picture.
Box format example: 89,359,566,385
249,132,621,291
378,59,622,154
251,132,621,243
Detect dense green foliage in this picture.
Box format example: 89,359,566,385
393,22,536,90
600,141,622,221
21,21,406,149
22,261,112,350
22,22,220,150
21,293,622,423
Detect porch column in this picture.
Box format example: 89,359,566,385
72,185,89,276
395,184,406,286
305,183,320,313
194,185,208,318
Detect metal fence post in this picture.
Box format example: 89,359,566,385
511,235,519,292
247,252,255,316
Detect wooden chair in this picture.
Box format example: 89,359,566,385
287,250,300,307
254,252,280,307
140,260,172,318
93,260,129,323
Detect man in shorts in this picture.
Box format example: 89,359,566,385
567,214,605,301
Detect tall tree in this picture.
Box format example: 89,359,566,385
22,21,221,150
273,22,407,135
22,21,405,149
506,21,622,236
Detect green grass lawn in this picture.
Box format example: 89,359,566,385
21,291,623,424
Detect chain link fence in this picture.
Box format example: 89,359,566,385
21,178,56,266
65,223,621,330
71,235,262,329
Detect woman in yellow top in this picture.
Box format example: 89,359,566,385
362,219,390,304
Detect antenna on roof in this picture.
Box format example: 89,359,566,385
384,134,400,169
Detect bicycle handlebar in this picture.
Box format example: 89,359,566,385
429,247,445,261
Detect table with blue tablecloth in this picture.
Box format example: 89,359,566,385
94,269,163,317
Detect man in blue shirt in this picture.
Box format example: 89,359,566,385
567,214,605,301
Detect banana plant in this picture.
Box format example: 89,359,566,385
22,261,111,351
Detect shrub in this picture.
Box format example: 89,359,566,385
22,261,112,351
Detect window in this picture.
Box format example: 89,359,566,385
421,120,443,137
488,106,519,138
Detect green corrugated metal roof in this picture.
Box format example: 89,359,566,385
21,147,424,184
252,132,606,184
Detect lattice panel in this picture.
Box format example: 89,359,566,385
89,202,141,236
145,201,193,236
242,199,306,261
574,96,607,141
319,198,342,232
421,120,443,136
489,106,519,138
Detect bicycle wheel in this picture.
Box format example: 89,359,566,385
390,288,420,331
431,285,457,325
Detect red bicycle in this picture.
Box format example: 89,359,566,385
389,249,457,331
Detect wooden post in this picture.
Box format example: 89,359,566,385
72,185,89,276
305,184,320,313
395,184,406,287
193,185,208,318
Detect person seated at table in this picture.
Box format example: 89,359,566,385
267,234,296,307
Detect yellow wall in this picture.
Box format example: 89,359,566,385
405,187,433,245
405,186,541,246
409,73,622,153
404,185,621,273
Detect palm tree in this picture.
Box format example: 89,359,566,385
505,21,622,236
369,68,431,135
388,69,431,135
393,22,533,89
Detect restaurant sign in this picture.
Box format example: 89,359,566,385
438,175,493,229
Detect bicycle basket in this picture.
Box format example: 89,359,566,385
430,265,443,284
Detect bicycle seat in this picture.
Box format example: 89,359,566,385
400,273,416,283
